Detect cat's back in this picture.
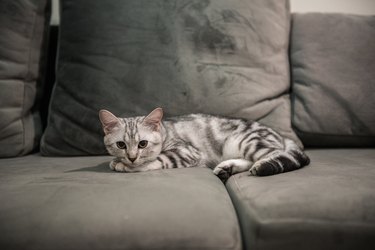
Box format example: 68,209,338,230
163,113,249,135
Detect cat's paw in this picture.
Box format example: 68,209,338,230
213,162,234,181
249,165,258,176
213,161,234,176
249,158,278,176
213,159,252,180
109,159,127,172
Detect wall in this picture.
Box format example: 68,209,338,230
51,0,375,25
51,0,59,25
290,0,375,15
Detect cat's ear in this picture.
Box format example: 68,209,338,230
143,108,163,131
99,110,121,135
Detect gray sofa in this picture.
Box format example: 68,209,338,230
1,1,374,250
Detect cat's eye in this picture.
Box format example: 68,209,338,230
138,140,148,148
116,141,126,149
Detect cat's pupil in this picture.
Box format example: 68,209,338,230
138,140,148,148
116,141,126,149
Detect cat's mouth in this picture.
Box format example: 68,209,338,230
126,161,137,166
128,156,151,167
121,156,149,167
127,159,141,167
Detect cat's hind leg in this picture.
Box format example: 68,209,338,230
213,159,252,181
248,139,310,176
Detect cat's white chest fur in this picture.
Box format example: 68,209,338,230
222,136,243,161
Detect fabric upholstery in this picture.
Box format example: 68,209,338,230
0,155,242,250
0,0,50,157
290,13,375,147
226,149,375,250
41,0,300,156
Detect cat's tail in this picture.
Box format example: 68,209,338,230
250,139,310,176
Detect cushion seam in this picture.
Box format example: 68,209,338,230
293,127,375,137
23,8,38,154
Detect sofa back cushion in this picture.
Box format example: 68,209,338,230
291,13,375,147
0,0,50,157
41,0,300,156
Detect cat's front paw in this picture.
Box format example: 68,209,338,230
213,159,252,181
213,162,234,182
109,159,127,172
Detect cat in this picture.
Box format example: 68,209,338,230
99,108,310,181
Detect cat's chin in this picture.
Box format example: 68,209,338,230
126,159,150,168
128,162,141,168
122,162,150,173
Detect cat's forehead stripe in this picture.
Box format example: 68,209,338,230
130,119,135,139
124,118,141,140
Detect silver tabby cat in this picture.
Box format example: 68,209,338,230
99,108,309,180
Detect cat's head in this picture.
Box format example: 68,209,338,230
99,108,164,168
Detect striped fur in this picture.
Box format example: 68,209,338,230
99,109,310,180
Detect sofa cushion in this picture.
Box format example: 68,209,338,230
0,155,242,250
0,0,50,157
226,149,375,250
290,13,375,147
41,0,301,156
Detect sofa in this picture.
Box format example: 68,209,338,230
1,1,374,250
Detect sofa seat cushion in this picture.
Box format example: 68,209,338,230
226,149,375,250
0,155,241,250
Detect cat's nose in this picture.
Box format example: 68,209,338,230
128,157,137,163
